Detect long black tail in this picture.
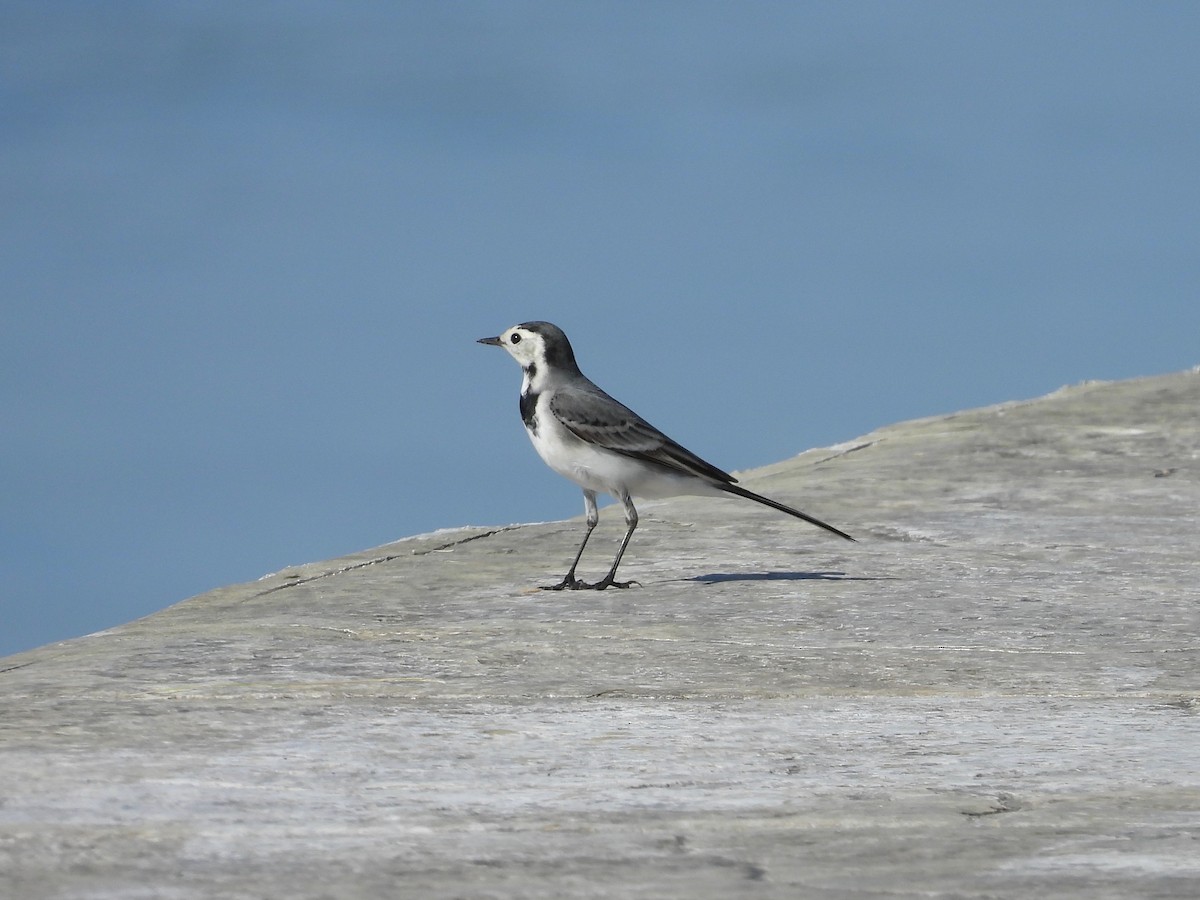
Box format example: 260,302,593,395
719,482,856,542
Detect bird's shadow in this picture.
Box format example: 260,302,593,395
684,570,894,585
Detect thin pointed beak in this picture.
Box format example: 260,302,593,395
477,335,503,346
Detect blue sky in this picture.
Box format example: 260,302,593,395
3,2,1198,657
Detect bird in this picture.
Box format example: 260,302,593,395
478,321,854,590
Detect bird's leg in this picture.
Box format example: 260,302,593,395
589,493,640,590
542,490,599,591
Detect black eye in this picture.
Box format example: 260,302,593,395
510,333,522,344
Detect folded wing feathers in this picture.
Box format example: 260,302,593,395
550,387,737,485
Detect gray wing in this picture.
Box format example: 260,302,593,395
549,382,737,485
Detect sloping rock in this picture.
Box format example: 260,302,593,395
2,370,1198,898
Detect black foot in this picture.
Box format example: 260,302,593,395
539,577,640,591
587,577,640,591
540,576,589,591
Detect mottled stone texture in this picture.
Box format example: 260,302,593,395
2,371,1198,899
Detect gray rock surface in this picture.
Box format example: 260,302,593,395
2,370,1198,899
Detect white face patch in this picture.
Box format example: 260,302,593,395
500,326,542,367
500,326,558,397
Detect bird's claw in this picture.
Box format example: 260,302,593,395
591,578,639,590
540,577,640,591
540,577,587,591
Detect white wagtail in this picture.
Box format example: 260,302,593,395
478,321,855,590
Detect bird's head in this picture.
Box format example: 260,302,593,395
477,321,580,376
